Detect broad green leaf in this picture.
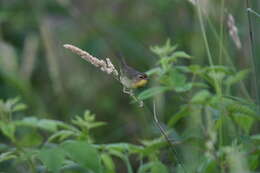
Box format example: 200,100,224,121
12,103,27,112
188,65,202,74
101,153,115,173
191,90,211,104
251,134,260,140
138,161,168,173
151,161,168,173
141,138,168,155
104,143,143,154
61,140,101,173
17,129,43,147
197,157,218,173
168,106,189,127
0,122,15,142
233,113,254,134
204,66,231,74
145,67,162,76
138,87,168,100
208,71,226,82
174,83,192,92
225,69,250,86
38,147,66,173
15,117,61,132
227,103,256,117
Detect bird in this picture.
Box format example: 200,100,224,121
116,53,148,94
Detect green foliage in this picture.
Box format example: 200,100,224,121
0,37,259,172
137,161,168,173
138,40,260,173
61,141,102,173
0,0,259,172
38,147,66,173
0,98,169,173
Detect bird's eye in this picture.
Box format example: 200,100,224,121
138,74,147,79
138,75,144,79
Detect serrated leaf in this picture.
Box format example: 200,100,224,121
150,39,177,58
168,51,191,63
225,69,250,86
138,87,168,100
38,147,66,173
61,140,101,173
48,130,76,142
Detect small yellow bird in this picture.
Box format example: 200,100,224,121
117,54,148,93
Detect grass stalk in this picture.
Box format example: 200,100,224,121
196,0,222,96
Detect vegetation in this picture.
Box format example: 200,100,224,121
0,0,259,173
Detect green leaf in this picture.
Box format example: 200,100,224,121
48,130,76,142
174,83,192,92
251,134,260,140
12,103,27,112
101,153,115,173
168,51,191,63
145,67,162,76
138,87,168,100
38,147,66,173
15,117,61,132
17,129,43,147
168,106,189,127
233,113,254,134
138,161,168,173
0,151,17,163
191,90,211,104
0,122,15,142
61,140,101,173
104,143,143,154
225,69,250,86
141,138,168,155
150,39,177,58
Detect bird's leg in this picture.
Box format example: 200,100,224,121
123,87,144,107
123,87,134,96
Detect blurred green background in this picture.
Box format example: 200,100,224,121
0,0,259,153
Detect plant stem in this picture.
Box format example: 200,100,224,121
246,0,260,114
196,0,222,96
219,0,225,65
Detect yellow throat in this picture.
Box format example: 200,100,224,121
132,79,148,88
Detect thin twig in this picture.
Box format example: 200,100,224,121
152,101,187,173
246,0,260,113
247,8,260,18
